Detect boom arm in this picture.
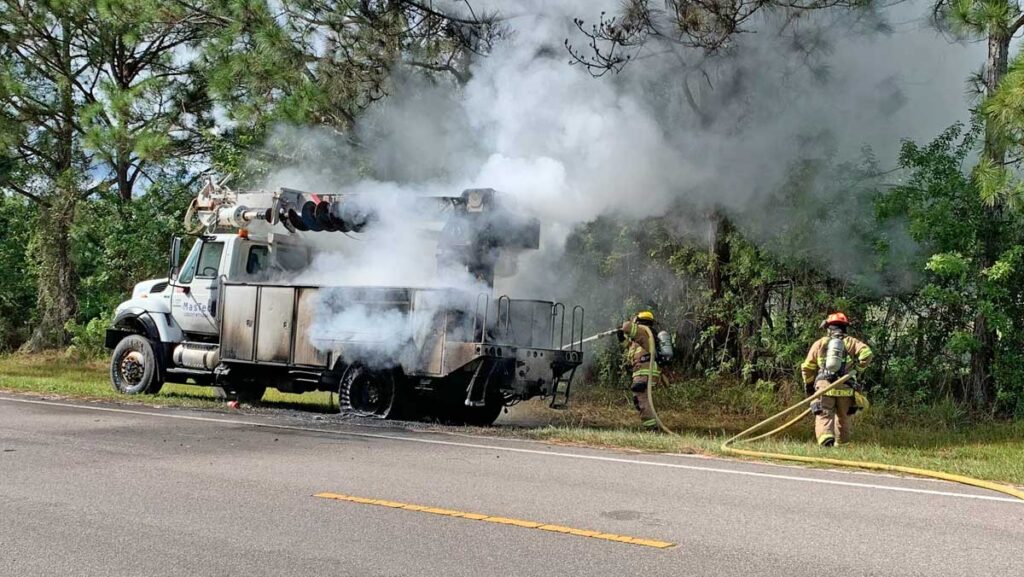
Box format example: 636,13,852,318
184,178,540,286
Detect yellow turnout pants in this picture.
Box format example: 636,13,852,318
814,380,853,445
631,379,657,428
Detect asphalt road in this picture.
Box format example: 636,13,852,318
1,394,1022,577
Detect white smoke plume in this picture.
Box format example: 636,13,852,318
307,286,479,370
251,0,982,356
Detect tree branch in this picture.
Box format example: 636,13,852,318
5,182,49,206
1010,13,1024,36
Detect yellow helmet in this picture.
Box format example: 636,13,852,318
636,311,655,322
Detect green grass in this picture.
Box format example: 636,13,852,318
510,424,1024,486
495,386,1024,487
0,352,337,412
2,353,1022,487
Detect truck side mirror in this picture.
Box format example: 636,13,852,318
169,236,182,280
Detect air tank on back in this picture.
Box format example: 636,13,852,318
824,336,845,374
656,330,674,362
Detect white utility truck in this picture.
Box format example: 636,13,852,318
105,179,583,425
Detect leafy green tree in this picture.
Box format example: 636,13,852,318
77,0,214,201
0,0,212,348
73,176,195,321
566,0,878,73
0,194,37,350
935,0,1024,405
876,123,1024,415
0,1,91,350
563,0,889,384
202,0,499,133
937,1,1024,405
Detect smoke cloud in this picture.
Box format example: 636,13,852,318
252,0,981,355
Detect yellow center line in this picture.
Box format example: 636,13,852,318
313,492,675,549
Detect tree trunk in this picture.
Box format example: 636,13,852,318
784,282,794,339
969,32,1011,408
983,34,1009,162
741,282,770,373
706,209,740,365
23,189,78,351
707,209,731,299
23,15,80,351
116,155,132,201
969,314,993,406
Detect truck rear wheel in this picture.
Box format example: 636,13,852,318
438,386,505,426
446,395,501,426
212,385,267,403
339,366,404,419
110,335,164,395
454,400,504,426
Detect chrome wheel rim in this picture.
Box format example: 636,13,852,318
119,351,145,386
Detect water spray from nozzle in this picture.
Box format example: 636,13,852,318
561,328,619,350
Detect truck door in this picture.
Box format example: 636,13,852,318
171,238,225,336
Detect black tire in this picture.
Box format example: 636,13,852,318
237,386,266,403
212,385,266,403
110,334,164,395
339,365,404,419
439,386,505,426
456,400,505,426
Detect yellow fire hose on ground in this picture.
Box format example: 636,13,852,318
633,325,1024,501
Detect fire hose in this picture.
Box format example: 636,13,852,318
626,324,1024,501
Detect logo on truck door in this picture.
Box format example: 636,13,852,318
181,301,210,316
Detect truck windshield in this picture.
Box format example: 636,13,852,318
177,241,202,284
195,242,224,279
177,240,224,284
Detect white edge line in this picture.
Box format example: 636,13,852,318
3,396,1022,505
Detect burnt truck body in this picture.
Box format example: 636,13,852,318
212,284,582,423
106,180,584,425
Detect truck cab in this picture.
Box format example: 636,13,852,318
105,232,304,394
169,234,270,336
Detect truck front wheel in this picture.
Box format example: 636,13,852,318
110,335,164,395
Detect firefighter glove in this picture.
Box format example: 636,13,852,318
615,329,625,342
804,382,815,397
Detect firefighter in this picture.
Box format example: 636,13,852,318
800,312,873,447
618,311,661,430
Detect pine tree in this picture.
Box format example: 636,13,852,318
936,0,1024,406
0,0,212,348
